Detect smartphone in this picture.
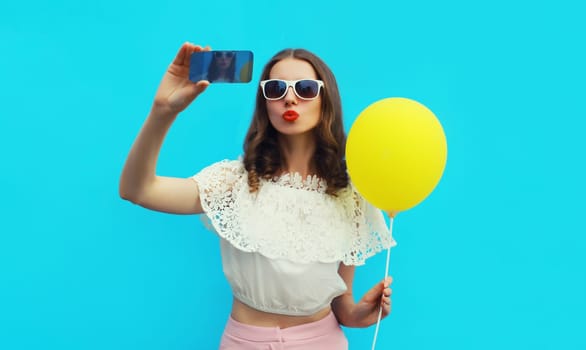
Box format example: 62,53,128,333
189,50,253,83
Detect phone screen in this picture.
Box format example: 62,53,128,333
189,50,253,83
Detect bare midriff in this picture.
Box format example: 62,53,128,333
230,298,332,329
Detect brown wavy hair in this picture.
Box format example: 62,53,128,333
243,49,348,195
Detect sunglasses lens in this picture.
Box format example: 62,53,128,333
214,51,234,58
264,80,287,99
295,80,320,99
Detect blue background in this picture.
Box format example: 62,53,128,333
1,0,585,349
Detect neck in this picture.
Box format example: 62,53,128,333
278,134,316,177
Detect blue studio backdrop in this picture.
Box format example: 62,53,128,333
1,0,585,349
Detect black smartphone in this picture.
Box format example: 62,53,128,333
189,50,253,83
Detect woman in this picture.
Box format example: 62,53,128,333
119,42,395,349
207,50,236,82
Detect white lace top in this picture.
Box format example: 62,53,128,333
191,159,396,316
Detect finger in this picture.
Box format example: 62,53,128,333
173,42,189,66
382,302,391,316
182,43,195,66
381,295,391,315
173,42,203,67
383,276,393,287
363,283,385,302
183,43,204,66
383,287,392,297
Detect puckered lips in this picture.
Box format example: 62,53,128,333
282,110,299,122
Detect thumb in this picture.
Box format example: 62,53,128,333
185,80,210,101
171,80,210,111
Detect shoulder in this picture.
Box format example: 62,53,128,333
191,158,246,188
195,158,245,176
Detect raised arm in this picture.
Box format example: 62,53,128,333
119,42,209,214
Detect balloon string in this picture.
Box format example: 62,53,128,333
371,216,393,350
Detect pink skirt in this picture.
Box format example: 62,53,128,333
219,311,348,350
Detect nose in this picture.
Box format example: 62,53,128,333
283,86,297,105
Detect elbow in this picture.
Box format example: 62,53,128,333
331,294,360,328
119,175,156,206
119,188,135,203
119,182,140,204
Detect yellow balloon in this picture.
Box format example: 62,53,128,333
239,61,252,82
346,97,447,213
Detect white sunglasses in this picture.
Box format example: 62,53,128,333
260,79,324,100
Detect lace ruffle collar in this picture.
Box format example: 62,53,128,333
268,172,328,193
192,159,395,265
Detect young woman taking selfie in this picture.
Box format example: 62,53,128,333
119,42,395,349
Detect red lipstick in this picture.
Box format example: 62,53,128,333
282,110,299,122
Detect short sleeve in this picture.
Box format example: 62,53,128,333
342,187,397,265
191,159,246,213
190,159,250,243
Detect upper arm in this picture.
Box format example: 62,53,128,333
125,175,203,215
123,159,242,215
331,263,356,324
337,263,356,295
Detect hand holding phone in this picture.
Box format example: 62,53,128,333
189,50,254,83
152,43,210,116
